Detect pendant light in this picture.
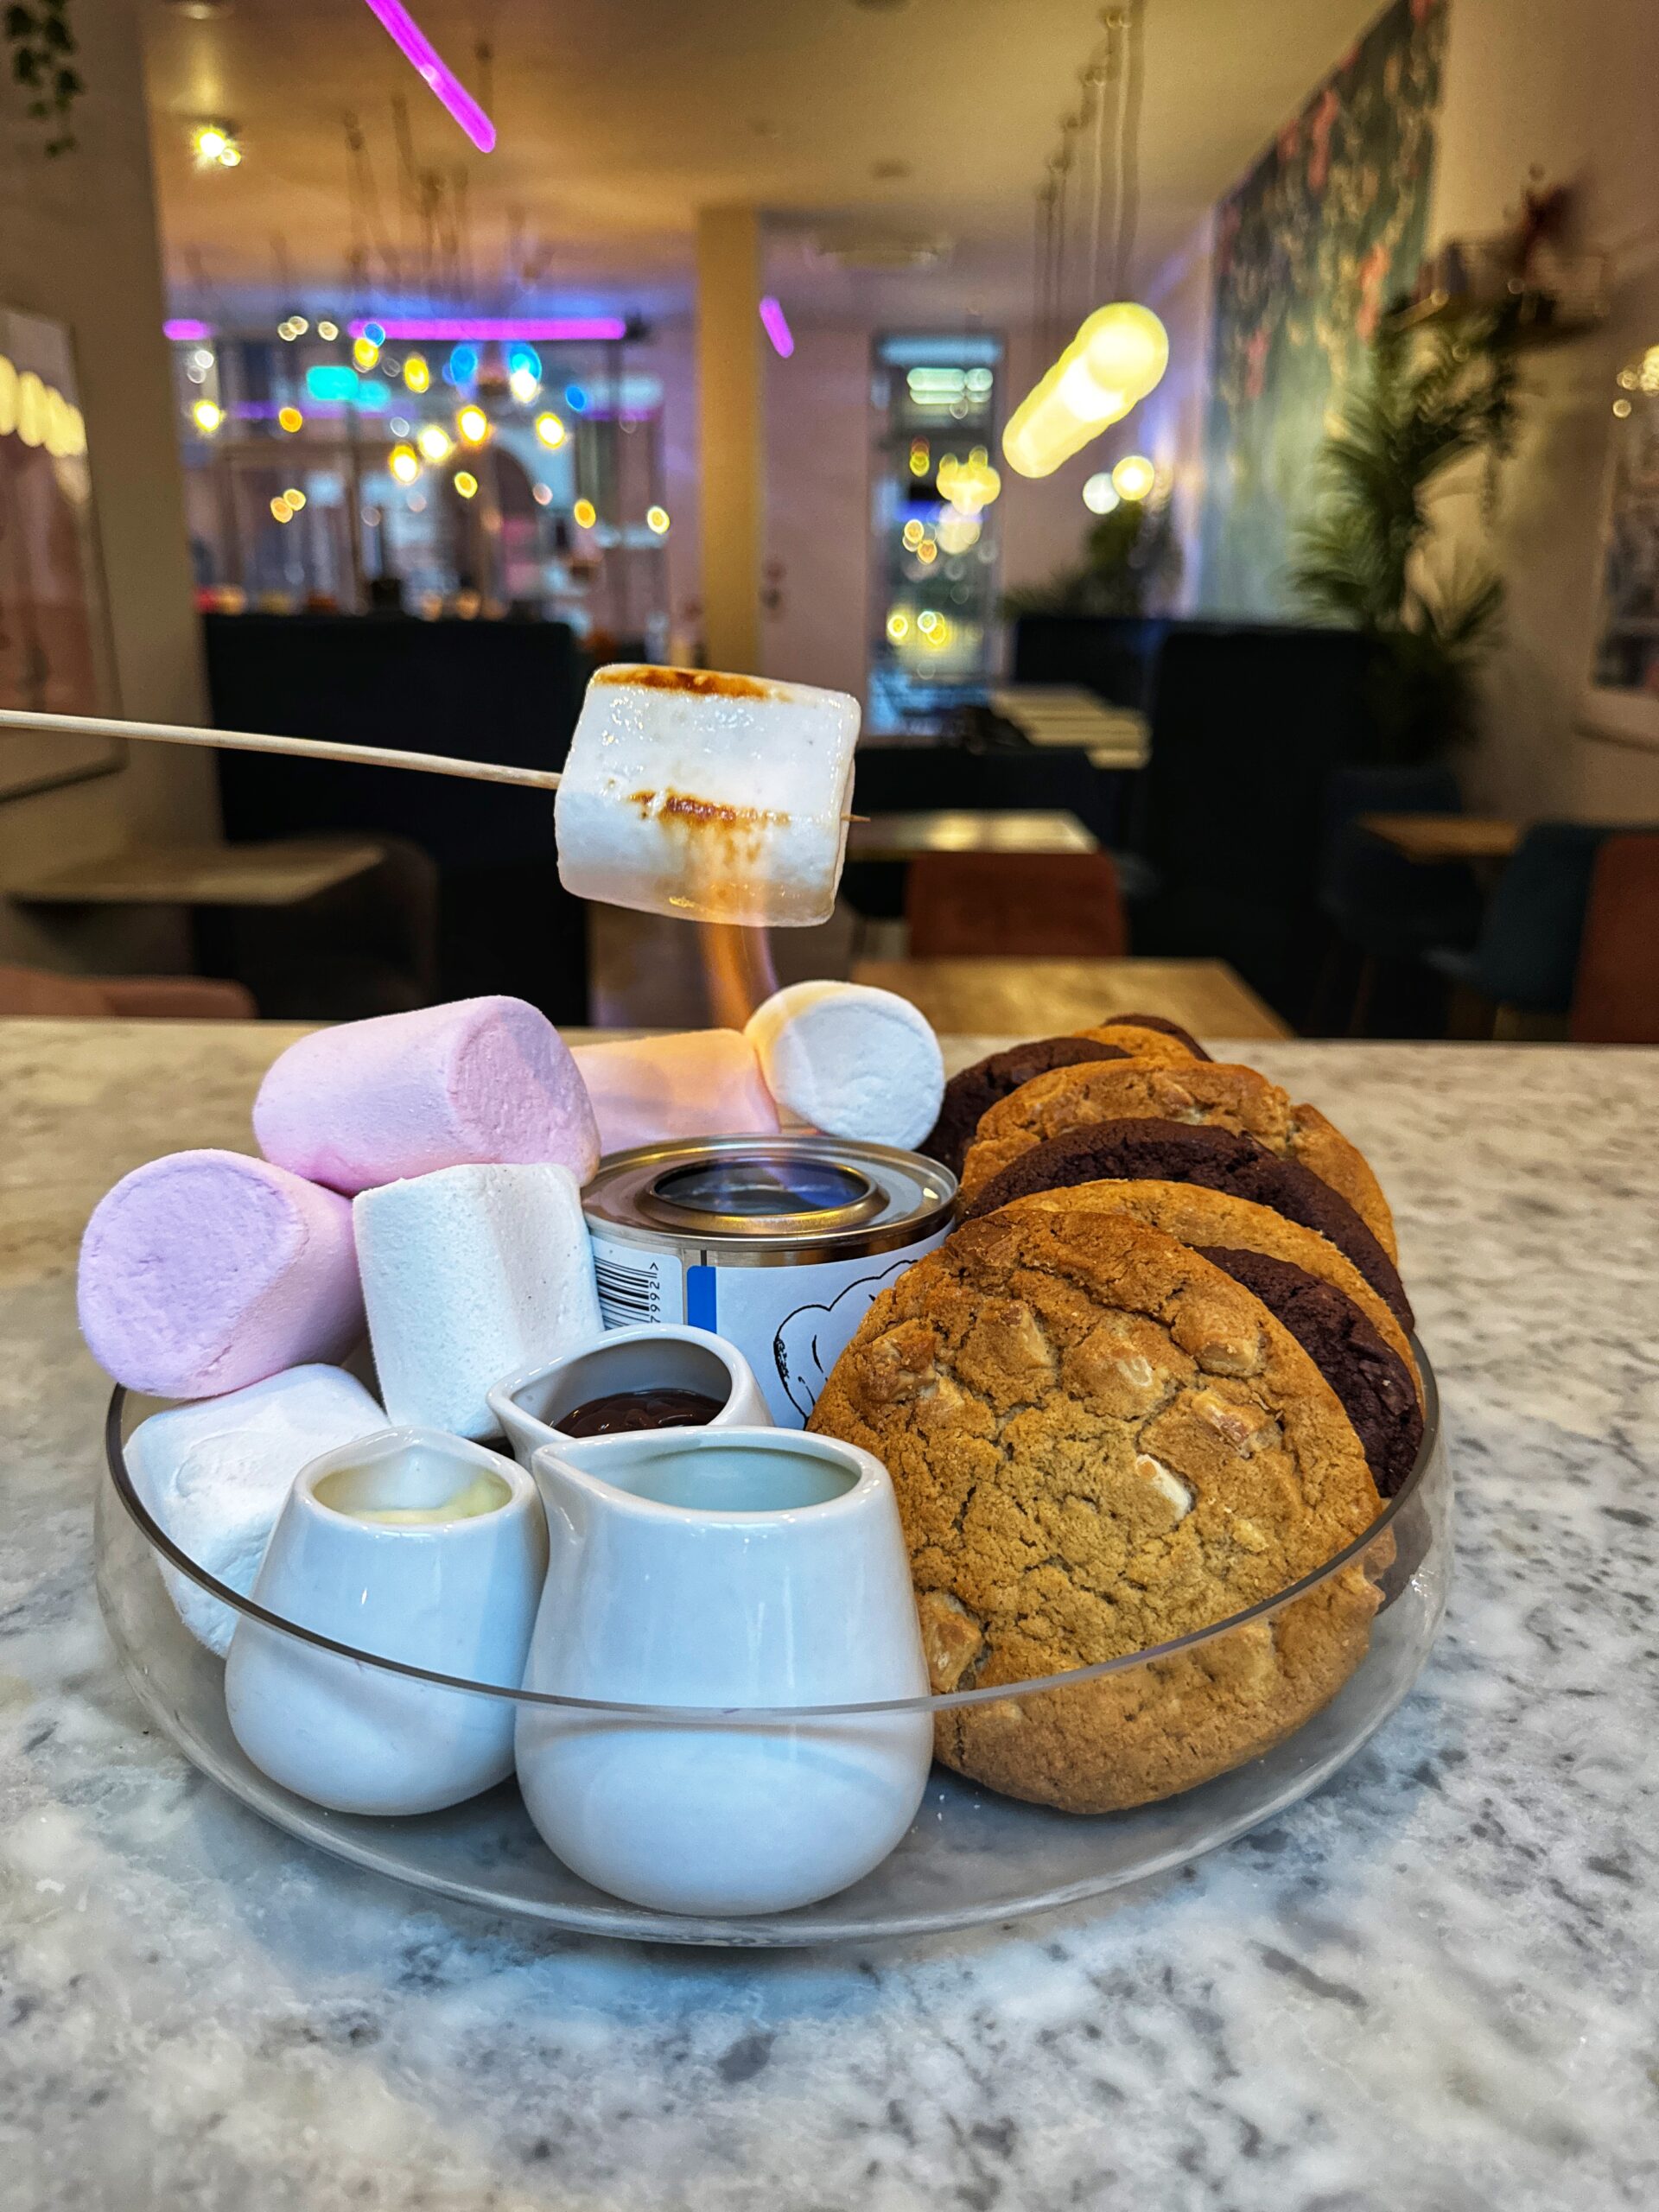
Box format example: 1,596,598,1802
1004,3,1166,480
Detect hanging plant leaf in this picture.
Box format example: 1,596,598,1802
6,0,79,151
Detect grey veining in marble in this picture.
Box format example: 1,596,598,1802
3,1022,1658,2210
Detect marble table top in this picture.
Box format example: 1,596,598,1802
2,1020,1656,2210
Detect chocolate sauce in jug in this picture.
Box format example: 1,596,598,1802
560,1387,725,1439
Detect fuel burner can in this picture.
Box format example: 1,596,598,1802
582,1135,956,1426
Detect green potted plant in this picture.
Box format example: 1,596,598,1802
1291,310,1520,762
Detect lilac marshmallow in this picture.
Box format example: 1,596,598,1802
78,1149,364,1398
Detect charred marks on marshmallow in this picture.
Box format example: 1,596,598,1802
622,786,793,918
625,788,791,832
594,665,785,702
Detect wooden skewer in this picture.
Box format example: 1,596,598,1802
0,705,564,791
0,704,869,823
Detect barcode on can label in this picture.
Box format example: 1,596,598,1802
594,1250,666,1327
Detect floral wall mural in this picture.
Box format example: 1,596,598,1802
1198,0,1447,615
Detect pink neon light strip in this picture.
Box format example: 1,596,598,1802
349,316,628,343
359,0,496,152
759,296,794,359
164,319,213,342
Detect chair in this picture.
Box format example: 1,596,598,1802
1129,621,1381,1026
1315,764,1482,1034
219,835,440,1020
905,851,1128,958
1570,835,1659,1043
1427,821,1611,1028
0,965,255,1019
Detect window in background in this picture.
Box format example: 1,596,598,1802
169,329,669,647
868,332,1004,734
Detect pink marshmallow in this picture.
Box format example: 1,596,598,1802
79,1150,364,1399
572,1030,781,1155
252,995,600,1197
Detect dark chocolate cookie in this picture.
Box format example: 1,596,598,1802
958,1057,1396,1257
1195,1246,1422,1496
923,1037,1128,1178
962,1118,1414,1333
1087,1011,1211,1060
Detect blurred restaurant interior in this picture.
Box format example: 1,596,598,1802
1,0,1656,1044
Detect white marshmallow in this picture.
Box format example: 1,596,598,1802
745,982,944,1150
555,664,861,926
354,1163,602,1440
126,1365,387,1655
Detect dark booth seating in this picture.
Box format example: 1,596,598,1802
204,613,590,1023
1010,613,1171,712
1013,615,1386,1030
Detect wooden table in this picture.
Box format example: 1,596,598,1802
845,810,1099,861
1358,814,1522,865
850,956,1291,1040
9,837,387,906
988,686,1150,770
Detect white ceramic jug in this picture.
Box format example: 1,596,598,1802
487,1324,770,1471
226,1427,546,1815
515,1425,932,1916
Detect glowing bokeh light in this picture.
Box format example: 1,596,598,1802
1082,471,1121,514
454,470,479,499
534,412,566,450
416,423,453,462
645,505,671,535
277,405,304,433
573,497,596,528
388,445,421,485
403,353,430,394
192,123,241,168
191,399,223,435
1003,302,1168,480
357,0,497,151
936,447,1001,513
1110,453,1156,501
759,296,794,359
351,317,628,344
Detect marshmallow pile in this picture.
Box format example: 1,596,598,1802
82,980,945,1651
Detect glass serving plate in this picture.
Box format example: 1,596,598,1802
94,1357,1452,1947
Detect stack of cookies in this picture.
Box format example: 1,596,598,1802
809,1015,1421,1815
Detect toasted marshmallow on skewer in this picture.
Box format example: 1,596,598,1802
555,665,861,926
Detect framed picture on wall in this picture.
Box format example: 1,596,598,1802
0,305,126,803
1580,358,1659,751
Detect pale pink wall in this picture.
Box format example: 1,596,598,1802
759,324,874,702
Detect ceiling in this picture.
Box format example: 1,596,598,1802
144,0,1385,326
